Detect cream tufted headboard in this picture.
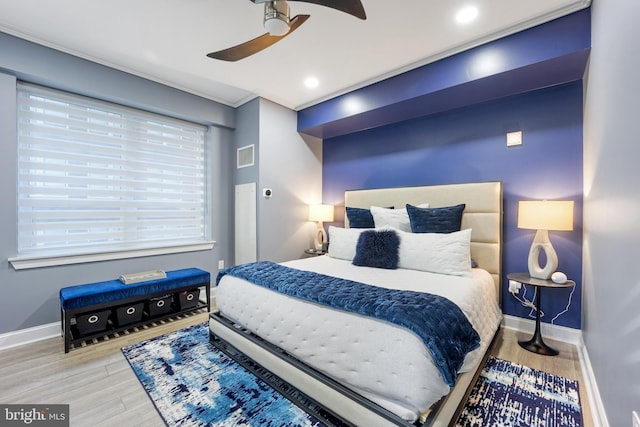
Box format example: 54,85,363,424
344,181,503,298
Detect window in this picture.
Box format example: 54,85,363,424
12,83,211,268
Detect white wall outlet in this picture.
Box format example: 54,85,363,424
506,130,523,147
218,260,225,269
633,411,639,427
508,280,522,293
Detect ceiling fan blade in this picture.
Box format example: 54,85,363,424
288,0,366,20
207,14,310,62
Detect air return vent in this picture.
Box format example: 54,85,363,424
237,144,255,168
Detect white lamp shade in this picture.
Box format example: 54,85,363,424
309,204,334,222
518,200,574,279
518,200,574,231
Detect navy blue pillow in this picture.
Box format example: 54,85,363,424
346,207,375,228
352,229,400,269
406,203,466,233
346,206,393,228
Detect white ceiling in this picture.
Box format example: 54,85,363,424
0,0,590,111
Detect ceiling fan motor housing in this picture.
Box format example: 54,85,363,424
264,1,291,36
208,0,364,61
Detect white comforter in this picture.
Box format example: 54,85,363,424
214,256,502,422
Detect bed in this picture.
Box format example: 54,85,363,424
209,181,503,426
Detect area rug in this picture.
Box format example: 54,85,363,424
455,356,583,427
124,323,584,427
122,322,340,427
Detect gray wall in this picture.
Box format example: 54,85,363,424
257,98,323,262
234,99,260,188
583,1,640,425
233,97,323,265
0,33,235,334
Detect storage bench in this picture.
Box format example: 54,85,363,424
60,267,210,353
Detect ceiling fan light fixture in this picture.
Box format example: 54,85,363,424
264,1,291,36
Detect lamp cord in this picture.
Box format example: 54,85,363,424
551,281,576,325
510,281,576,323
511,284,544,319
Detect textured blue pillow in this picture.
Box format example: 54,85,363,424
406,203,466,233
346,206,393,228
352,229,400,269
346,207,375,228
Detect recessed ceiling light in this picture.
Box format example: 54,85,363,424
304,76,319,89
343,97,364,114
456,6,478,24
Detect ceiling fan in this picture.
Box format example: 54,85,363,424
207,0,366,62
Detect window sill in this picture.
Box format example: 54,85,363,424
8,241,216,270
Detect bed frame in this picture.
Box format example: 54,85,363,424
344,181,502,297
210,181,503,426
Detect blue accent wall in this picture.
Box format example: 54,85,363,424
322,81,583,329
299,9,590,140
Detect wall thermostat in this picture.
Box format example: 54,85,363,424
263,188,273,198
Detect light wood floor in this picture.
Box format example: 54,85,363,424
0,310,593,427
489,327,593,427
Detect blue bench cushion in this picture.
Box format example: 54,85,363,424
60,268,210,310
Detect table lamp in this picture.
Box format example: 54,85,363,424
309,204,334,251
517,200,574,280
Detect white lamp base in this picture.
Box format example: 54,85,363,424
314,223,326,251
527,229,558,280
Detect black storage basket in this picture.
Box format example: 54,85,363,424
146,294,172,317
76,310,111,336
175,289,199,310
113,302,144,327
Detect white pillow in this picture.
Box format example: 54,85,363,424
327,226,366,261
370,204,429,232
396,228,472,276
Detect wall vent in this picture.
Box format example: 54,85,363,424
237,144,255,169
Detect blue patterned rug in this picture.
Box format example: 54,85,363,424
456,356,584,427
123,323,584,427
122,322,337,427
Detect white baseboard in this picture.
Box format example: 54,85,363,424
502,314,583,345
503,315,608,427
0,321,61,351
577,335,610,427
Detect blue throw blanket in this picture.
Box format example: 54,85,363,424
217,261,480,387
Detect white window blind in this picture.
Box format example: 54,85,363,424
16,83,209,259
